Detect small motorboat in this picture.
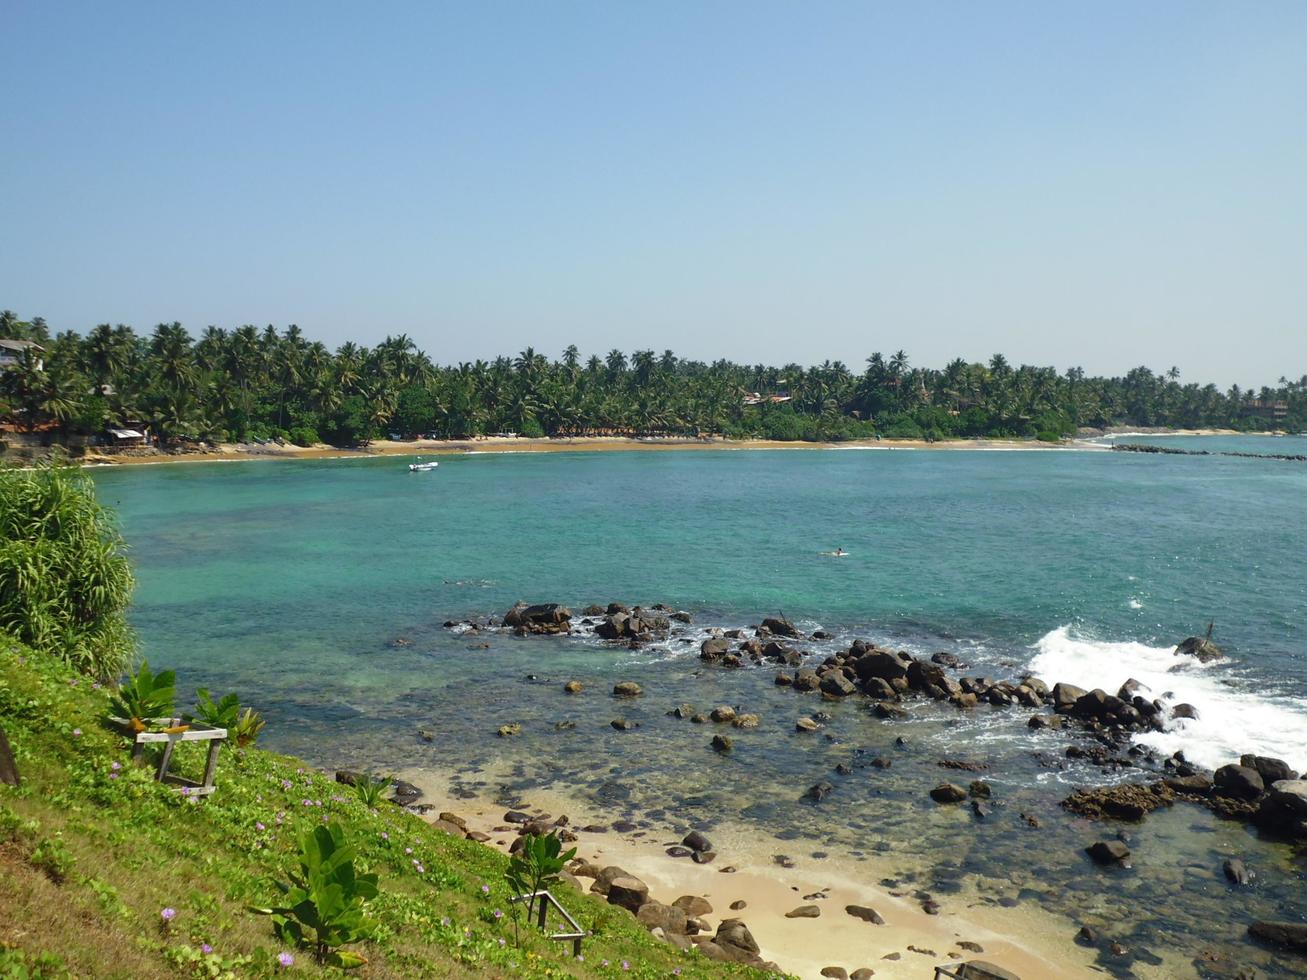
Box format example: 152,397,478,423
408,461,439,472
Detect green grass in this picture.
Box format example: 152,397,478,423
0,640,779,979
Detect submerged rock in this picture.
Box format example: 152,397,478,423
1085,840,1131,865
930,783,968,804
1248,920,1307,952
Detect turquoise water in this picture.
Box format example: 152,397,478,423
90,440,1307,977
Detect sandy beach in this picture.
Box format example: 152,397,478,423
396,766,1109,980
80,433,1100,467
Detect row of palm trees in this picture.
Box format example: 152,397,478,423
1,310,1302,447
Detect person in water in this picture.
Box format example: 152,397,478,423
834,547,845,556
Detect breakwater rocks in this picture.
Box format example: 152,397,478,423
1112,443,1307,462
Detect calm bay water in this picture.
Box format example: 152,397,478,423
91,440,1307,977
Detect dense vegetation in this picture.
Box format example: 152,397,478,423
0,464,135,680
2,309,1303,448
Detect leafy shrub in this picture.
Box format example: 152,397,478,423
883,418,924,440
504,832,576,942
230,707,265,748
187,688,240,728
287,426,319,448
0,463,135,679
30,836,74,883
252,822,378,968
353,774,390,808
108,661,175,732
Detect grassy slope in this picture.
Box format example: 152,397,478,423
0,640,777,980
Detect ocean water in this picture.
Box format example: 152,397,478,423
90,439,1307,977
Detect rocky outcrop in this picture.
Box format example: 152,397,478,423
1085,840,1131,865
1213,763,1264,800
1248,921,1307,952
1062,781,1175,821
503,602,572,634
1254,779,1307,838
1175,635,1223,663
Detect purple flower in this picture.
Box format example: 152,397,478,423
440,917,450,926
493,910,502,920
71,728,82,737
622,961,630,971
498,938,506,947
256,822,266,831
277,951,294,967
281,779,292,790
92,681,101,689
480,884,489,894
161,907,176,921
381,832,389,840
108,772,119,780
415,864,425,873
181,787,191,796
201,943,212,954
111,761,121,771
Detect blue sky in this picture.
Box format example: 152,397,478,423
2,1,1304,385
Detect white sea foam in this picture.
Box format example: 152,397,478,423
1028,626,1307,771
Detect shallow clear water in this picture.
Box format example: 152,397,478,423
91,439,1307,977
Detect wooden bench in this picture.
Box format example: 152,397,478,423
110,717,227,796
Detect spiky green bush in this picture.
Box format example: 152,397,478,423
0,462,135,678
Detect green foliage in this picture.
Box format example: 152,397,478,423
352,774,389,808
108,660,175,730
286,426,319,448
252,822,378,968
230,707,266,748
504,832,577,943
0,464,135,679
188,688,241,728
30,835,75,883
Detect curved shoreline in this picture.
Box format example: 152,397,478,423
395,763,1109,980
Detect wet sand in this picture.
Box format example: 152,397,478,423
397,766,1112,980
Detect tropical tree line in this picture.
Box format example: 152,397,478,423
1,310,1303,447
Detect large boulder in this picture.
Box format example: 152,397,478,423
589,865,634,895
1248,921,1307,952
504,602,572,633
761,617,801,638
1241,755,1298,784
1175,635,1223,663
1051,683,1088,710
596,614,630,639
700,637,731,660
1213,764,1264,800
820,672,857,697
1254,779,1307,838
930,783,968,804
855,650,911,683
606,876,651,913
713,918,761,957
1085,840,1130,865
636,900,688,935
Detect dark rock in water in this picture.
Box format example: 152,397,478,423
873,702,908,720
761,616,801,638
796,717,822,733
1164,773,1213,795
1254,779,1307,838
1213,764,1264,800
1062,781,1175,821
683,831,714,853
804,781,835,802
610,718,638,731
1051,682,1088,710
1241,755,1298,783
613,681,643,698
835,763,853,776
1248,921,1307,952
971,801,991,820
1027,714,1062,730
709,705,736,723
932,651,963,668
1085,840,1131,865
775,672,794,687
732,713,760,729
969,780,992,799
1175,635,1223,663
668,704,695,718
1075,925,1099,946
582,604,605,616
1222,858,1251,885
563,679,583,694
701,637,731,659
711,734,734,752
612,819,638,833
794,669,822,692
1171,703,1200,720
820,672,857,697
504,602,573,633
930,783,968,804
845,904,885,925
596,614,630,639
671,610,693,623
870,757,892,769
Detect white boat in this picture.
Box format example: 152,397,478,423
408,461,439,472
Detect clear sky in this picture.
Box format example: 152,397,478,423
2,1,1304,386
